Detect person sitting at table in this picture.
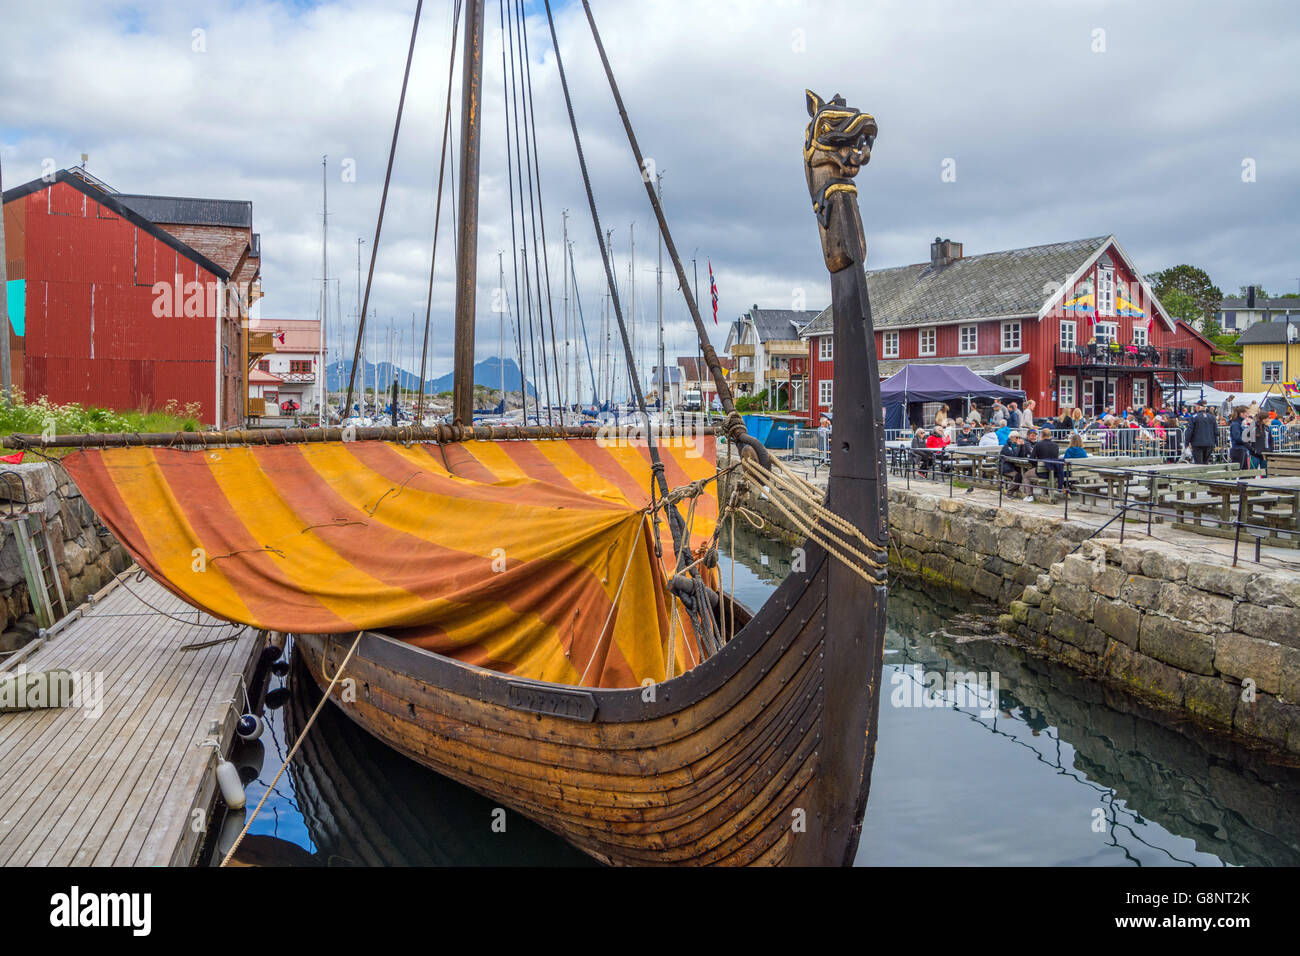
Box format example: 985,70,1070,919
978,426,1002,447
999,431,1031,498
912,427,936,477
956,422,979,446
1026,428,1063,501
1063,433,1088,459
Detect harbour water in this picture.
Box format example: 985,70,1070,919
205,524,1300,866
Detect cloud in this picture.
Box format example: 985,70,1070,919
3,0,1298,398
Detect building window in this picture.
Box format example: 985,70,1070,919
819,379,833,407
1001,321,1021,352
257,360,270,372
819,336,833,361
1095,322,1117,345
1058,376,1075,409
883,331,899,358
1132,326,1147,347
958,324,978,354
1262,361,1283,384
1223,310,1237,330
919,327,936,356
1059,320,1076,352
1132,380,1147,408
264,390,277,405
1004,374,1021,392
1097,266,1115,315
289,360,313,374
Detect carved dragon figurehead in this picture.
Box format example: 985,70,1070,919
804,91,876,273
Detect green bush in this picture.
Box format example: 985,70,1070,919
0,393,203,439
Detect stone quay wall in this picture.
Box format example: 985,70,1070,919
0,461,131,651
720,472,1300,756
889,490,1300,755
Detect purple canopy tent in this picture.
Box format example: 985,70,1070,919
881,364,1025,431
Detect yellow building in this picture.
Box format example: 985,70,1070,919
1236,321,1300,391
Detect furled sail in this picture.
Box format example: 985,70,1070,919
64,437,718,689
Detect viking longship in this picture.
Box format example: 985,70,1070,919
14,0,889,865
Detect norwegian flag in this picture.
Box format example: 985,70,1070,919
708,259,718,325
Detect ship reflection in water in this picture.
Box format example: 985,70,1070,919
207,523,1300,867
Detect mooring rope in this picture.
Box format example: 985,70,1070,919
219,630,364,867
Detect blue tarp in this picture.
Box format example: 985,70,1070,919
881,363,1025,431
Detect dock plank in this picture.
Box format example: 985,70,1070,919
0,573,261,867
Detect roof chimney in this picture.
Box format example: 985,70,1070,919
930,237,962,268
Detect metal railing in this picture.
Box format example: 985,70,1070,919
887,445,1298,564
1055,343,1195,369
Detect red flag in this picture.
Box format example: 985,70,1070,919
708,259,718,325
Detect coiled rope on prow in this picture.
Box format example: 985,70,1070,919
740,456,889,585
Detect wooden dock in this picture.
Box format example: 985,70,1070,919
0,572,261,866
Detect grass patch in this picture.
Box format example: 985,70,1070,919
0,395,203,442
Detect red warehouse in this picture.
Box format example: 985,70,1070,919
2,168,261,427
796,236,1219,425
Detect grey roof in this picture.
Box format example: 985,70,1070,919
1219,296,1300,313
1236,321,1299,345
800,236,1108,335
744,307,823,341
116,193,253,228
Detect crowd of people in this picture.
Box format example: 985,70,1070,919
906,396,1300,496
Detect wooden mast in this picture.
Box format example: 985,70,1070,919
453,0,487,425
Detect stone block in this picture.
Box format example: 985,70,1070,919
1050,610,1107,655
1214,633,1284,695
1094,599,1141,649
1233,603,1300,651
996,533,1026,566
1233,693,1300,752
972,569,1002,600
1140,549,1188,582
1158,583,1234,630
1186,561,1247,599
1282,646,1300,703
1107,642,1186,708
968,523,999,557
1053,581,1097,619
1139,614,1216,675
1009,600,1030,624
1183,674,1238,729
1245,572,1300,609
1120,574,1163,610
1021,584,1042,607
1060,554,1096,587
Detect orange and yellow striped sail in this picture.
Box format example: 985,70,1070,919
64,437,719,689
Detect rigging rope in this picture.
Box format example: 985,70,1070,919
342,0,425,418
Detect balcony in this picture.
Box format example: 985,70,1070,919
766,368,791,382
765,339,807,355
731,371,755,384
730,343,755,357
1056,344,1194,372
281,372,316,383
248,331,276,357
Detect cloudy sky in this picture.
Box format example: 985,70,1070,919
2,0,1298,395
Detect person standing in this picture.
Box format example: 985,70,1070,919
1229,406,1250,469
1188,402,1218,464
1250,411,1271,472
1007,402,1021,429
990,400,1007,427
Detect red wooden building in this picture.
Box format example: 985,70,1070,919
2,168,260,427
796,236,1219,425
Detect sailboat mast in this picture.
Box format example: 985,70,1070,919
656,172,665,412
452,0,487,426
498,252,506,407
319,155,329,426
562,210,570,411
